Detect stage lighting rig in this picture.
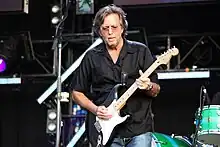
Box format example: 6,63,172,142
46,109,57,134
50,1,73,147
0,36,18,74
51,5,62,25
0,55,7,73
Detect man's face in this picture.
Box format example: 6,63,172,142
99,13,124,49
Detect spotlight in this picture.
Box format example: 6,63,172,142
48,122,56,132
48,111,57,120
0,56,7,73
0,37,18,74
51,17,60,25
51,5,61,26
51,5,60,13
46,109,57,134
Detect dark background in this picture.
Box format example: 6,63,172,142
0,0,220,147
114,0,212,5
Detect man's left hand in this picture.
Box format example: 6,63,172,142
136,70,152,90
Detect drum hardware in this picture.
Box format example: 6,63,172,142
195,140,215,147
217,110,220,115
193,85,208,147
208,117,211,122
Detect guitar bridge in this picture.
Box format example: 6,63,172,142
94,121,102,132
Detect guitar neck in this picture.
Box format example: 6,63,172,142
115,61,159,111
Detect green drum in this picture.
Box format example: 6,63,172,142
196,105,220,146
151,133,192,147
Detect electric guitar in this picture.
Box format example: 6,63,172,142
86,47,179,147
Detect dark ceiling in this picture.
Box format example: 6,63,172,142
0,0,219,38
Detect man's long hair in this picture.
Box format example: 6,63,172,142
93,4,128,38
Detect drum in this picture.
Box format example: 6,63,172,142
151,132,192,147
195,105,220,146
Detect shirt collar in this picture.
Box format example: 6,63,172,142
95,39,138,57
123,39,138,54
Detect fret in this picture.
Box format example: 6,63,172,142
115,62,159,110
113,47,179,111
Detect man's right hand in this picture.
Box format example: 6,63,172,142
95,106,112,120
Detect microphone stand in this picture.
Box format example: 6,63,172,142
192,86,206,147
52,1,72,147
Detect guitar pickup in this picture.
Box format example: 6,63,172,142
94,121,102,132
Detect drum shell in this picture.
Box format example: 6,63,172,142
195,105,220,146
151,132,192,147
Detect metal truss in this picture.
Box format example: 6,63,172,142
34,31,220,105
28,30,142,78
27,32,95,77
148,32,220,70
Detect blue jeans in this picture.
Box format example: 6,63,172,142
110,132,152,147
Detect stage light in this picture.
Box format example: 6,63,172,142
51,5,61,26
48,111,57,120
51,17,60,25
0,37,18,74
46,109,57,134
48,122,56,132
0,56,6,72
51,5,60,13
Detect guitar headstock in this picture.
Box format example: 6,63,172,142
156,46,179,65
169,46,179,56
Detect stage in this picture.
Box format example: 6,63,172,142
0,0,220,147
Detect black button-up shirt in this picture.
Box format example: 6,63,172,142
71,39,159,137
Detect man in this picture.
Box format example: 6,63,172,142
70,4,160,147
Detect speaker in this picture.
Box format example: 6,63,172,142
0,0,29,14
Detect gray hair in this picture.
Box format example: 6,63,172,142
93,4,128,38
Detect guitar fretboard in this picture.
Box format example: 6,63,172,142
114,61,160,111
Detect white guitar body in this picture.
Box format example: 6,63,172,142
95,99,129,145
93,47,179,146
